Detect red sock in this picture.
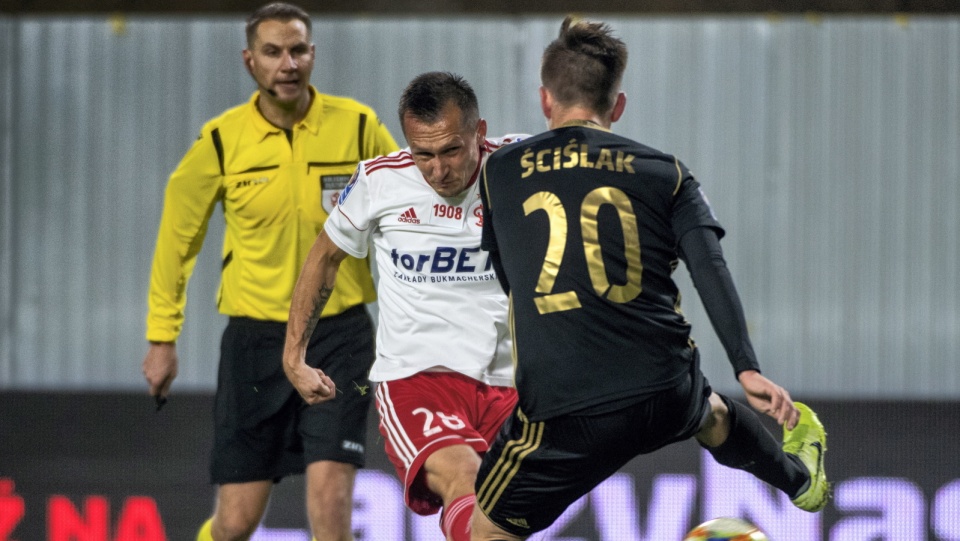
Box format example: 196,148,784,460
440,494,476,541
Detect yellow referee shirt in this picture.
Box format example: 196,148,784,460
146,87,399,342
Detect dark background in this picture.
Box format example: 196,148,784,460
1,393,957,540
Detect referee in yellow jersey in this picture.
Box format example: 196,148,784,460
141,3,398,540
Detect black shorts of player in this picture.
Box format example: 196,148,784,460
474,355,713,536
210,305,375,485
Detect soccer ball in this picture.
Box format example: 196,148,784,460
683,517,769,541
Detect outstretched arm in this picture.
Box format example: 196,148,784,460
283,230,350,405
679,226,799,429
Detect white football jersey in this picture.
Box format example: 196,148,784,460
324,135,527,386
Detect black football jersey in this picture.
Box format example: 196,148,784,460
481,122,724,420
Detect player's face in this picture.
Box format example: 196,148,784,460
243,19,314,107
404,103,487,198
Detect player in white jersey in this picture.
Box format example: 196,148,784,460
283,72,527,541
326,139,518,387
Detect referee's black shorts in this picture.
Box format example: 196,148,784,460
210,304,375,484
475,353,712,536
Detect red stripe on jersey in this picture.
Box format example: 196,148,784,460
483,137,515,153
337,206,367,231
365,152,414,175
367,151,412,166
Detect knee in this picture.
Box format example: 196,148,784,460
307,483,354,540
310,481,353,509
212,514,260,541
424,446,482,503
695,393,731,448
306,462,357,539
308,496,351,530
429,461,481,504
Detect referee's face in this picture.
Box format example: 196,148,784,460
244,18,315,107
404,103,487,198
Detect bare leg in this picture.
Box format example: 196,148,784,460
424,444,483,541
695,392,731,447
207,481,272,541
305,460,357,541
424,444,482,506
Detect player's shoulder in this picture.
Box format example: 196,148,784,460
622,136,677,162
317,92,383,119
601,129,680,161
483,134,533,164
484,133,531,152
496,130,554,150
197,99,253,136
620,140,694,187
361,148,417,178
582,129,688,173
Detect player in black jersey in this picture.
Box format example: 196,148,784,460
470,16,830,540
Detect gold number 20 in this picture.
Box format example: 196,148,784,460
523,187,643,315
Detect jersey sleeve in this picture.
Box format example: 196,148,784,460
323,164,374,258
145,126,224,342
679,227,761,376
670,159,725,244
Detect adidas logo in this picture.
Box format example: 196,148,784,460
505,517,530,529
398,207,421,224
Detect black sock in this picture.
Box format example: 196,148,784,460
702,394,809,498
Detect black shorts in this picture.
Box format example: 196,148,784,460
474,355,712,536
210,305,375,484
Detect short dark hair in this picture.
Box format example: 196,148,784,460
540,16,628,115
397,72,480,133
246,2,312,48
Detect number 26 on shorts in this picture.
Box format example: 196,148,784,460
413,407,466,436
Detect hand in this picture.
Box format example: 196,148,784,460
142,342,178,400
737,370,800,429
287,363,337,405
